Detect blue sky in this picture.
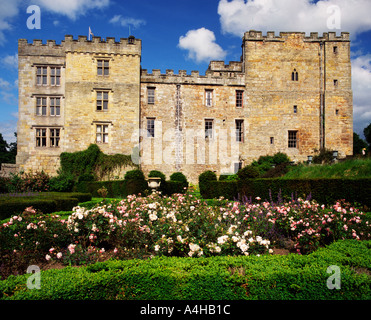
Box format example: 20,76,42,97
0,0,370,144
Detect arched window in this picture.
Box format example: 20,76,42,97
292,69,298,81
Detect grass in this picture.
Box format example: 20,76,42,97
282,158,371,179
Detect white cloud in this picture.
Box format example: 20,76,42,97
352,54,371,135
1,53,18,70
109,15,146,29
0,0,21,44
178,28,227,63
218,0,371,38
34,0,110,20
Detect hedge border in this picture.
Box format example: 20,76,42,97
0,192,92,220
201,178,371,207
1,240,370,300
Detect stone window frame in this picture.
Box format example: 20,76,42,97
50,97,61,116
235,119,244,142
205,89,213,107
204,118,214,140
288,130,298,148
236,90,244,108
34,95,63,117
96,124,109,144
270,137,274,145
34,64,63,87
96,91,109,111
36,97,47,116
146,117,155,138
293,105,298,114
291,69,299,82
50,67,61,86
97,59,110,76
49,128,61,148
147,87,156,104
34,127,62,148
36,66,48,86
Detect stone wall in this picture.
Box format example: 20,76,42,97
17,35,142,176
17,31,353,184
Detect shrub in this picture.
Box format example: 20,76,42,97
49,173,75,192
170,172,188,184
124,169,147,196
272,152,290,165
198,171,217,199
237,165,260,180
313,148,334,164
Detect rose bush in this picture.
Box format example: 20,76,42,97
1,191,370,278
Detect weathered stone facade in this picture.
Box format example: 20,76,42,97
17,31,353,183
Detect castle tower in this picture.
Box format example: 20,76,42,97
17,35,141,175
241,31,352,160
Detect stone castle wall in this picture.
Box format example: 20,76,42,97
16,31,353,183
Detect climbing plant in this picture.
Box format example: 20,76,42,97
59,144,137,181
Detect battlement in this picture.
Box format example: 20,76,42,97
243,30,350,42
141,64,244,86
18,35,141,56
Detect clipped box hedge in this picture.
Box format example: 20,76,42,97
76,180,187,198
1,240,370,300
201,178,371,207
0,192,92,220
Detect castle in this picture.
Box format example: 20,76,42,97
17,30,353,183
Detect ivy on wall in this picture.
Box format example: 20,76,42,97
60,144,137,180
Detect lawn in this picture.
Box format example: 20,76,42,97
282,158,371,179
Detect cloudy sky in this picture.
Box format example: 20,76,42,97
0,0,370,143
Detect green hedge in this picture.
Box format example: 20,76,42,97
1,240,370,300
199,177,371,207
0,192,92,220
238,178,371,207
76,180,187,198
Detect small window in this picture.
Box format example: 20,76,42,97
50,67,61,86
97,91,108,111
288,130,298,148
37,66,48,86
97,60,109,76
96,124,108,143
36,97,47,116
50,129,60,148
205,89,213,107
334,79,338,87
235,119,244,142
333,46,338,54
336,109,339,115
236,90,243,108
147,118,155,138
50,98,61,116
291,69,298,81
205,119,213,139
293,105,298,114
36,128,47,147
270,137,274,145
234,162,242,174
147,87,155,104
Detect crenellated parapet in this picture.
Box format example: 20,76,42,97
18,35,141,57
243,30,350,42
141,60,244,86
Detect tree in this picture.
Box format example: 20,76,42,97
364,122,371,148
0,133,17,164
353,133,368,155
